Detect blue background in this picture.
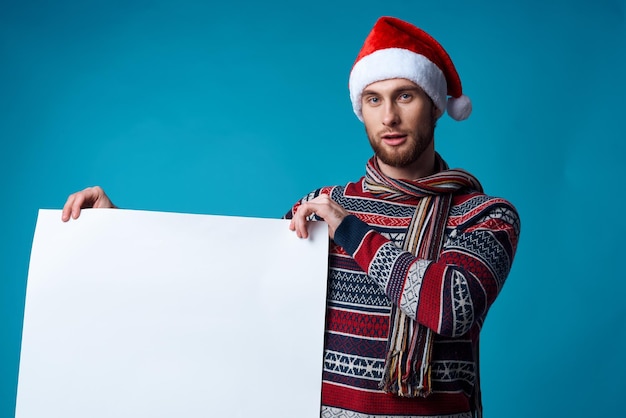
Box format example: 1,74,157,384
1,0,625,416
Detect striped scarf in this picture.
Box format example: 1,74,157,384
364,154,482,397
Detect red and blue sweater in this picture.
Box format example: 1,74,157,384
286,177,520,418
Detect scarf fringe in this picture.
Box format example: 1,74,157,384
379,310,434,397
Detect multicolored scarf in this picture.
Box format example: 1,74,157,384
364,154,482,398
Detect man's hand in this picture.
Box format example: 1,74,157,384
61,186,116,222
289,194,349,239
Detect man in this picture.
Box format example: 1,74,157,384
63,16,520,417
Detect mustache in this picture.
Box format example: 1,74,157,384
376,129,409,137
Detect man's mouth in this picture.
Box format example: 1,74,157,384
381,133,407,146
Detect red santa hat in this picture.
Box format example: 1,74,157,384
349,16,472,122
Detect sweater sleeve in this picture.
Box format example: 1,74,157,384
333,197,520,337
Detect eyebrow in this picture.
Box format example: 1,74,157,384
362,85,424,96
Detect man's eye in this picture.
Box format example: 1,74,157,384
399,93,412,101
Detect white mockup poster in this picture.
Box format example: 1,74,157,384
16,209,329,418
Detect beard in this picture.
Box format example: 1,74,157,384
366,108,437,168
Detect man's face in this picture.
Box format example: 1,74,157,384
361,78,439,169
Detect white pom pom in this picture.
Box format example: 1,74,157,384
446,95,472,121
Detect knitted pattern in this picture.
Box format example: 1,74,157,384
285,162,520,417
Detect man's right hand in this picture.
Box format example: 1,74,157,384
61,186,116,222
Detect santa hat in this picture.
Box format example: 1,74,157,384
349,16,471,122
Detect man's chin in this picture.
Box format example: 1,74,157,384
376,152,417,168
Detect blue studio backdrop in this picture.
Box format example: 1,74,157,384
1,0,625,416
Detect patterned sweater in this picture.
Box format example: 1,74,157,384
286,176,520,418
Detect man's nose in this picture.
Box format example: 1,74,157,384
382,103,400,126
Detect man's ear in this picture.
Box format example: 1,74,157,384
433,105,443,120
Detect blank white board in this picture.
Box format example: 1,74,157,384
17,209,329,418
